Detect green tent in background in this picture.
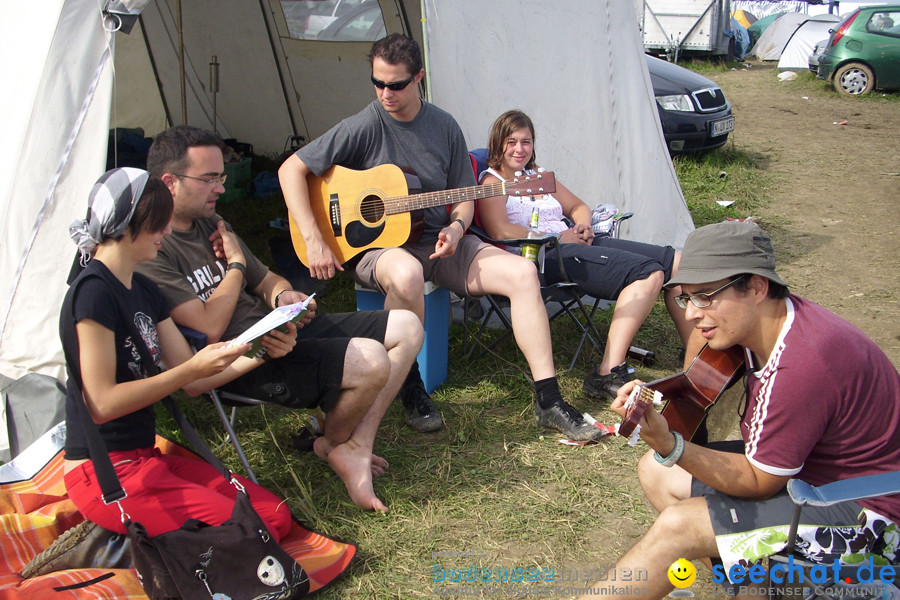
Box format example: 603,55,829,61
748,11,786,46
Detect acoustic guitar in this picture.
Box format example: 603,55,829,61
288,164,556,267
618,344,746,442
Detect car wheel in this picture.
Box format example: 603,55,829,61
833,62,875,96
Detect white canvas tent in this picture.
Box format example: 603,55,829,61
751,12,838,60
423,0,691,250
777,14,840,69
1,0,691,398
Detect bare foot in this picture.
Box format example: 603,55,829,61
314,437,388,512
371,453,389,477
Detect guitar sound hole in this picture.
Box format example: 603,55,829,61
359,194,385,225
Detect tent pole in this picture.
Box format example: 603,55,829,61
257,0,305,140
420,0,432,103
177,0,186,124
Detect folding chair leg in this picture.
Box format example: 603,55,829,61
564,295,600,371
563,294,606,372
463,295,515,360
208,390,258,483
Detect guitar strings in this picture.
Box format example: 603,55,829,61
357,182,508,219
355,172,552,221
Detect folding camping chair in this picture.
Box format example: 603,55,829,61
460,228,611,371
178,326,311,483
462,149,643,371
766,471,900,600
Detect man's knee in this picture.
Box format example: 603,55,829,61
377,252,425,300
387,309,424,349
649,498,717,557
638,449,690,510
344,338,391,388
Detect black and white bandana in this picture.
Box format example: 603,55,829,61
69,167,149,265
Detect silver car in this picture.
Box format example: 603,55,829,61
808,38,830,73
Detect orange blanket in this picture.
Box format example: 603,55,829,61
0,436,355,599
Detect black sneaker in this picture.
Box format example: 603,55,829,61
583,362,634,402
400,378,444,432
534,399,607,442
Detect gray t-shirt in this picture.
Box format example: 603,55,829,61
296,100,475,239
135,216,270,340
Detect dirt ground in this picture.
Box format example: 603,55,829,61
710,63,900,367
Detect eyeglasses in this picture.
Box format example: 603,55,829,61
673,276,746,309
370,74,416,91
173,173,227,186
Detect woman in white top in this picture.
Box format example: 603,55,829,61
479,110,692,401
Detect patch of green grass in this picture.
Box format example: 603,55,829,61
159,144,770,598
671,57,742,76
673,146,772,227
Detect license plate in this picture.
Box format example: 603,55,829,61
711,116,734,137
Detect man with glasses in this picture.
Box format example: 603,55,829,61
137,125,425,513
279,34,605,442
578,221,900,600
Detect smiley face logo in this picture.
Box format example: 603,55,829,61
667,558,697,588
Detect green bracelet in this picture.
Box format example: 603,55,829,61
654,431,685,468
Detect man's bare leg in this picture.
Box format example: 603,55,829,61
313,338,391,512
578,497,718,600
347,309,423,475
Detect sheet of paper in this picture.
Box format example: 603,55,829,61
228,293,315,348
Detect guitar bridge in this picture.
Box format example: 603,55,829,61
329,194,342,237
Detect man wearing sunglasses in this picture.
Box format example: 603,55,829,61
280,34,605,443
136,125,426,513
578,221,900,600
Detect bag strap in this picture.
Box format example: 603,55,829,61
61,269,232,508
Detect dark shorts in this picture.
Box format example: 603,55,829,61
353,234,492,297
220,310,389,412
541,237,676,300
689,443,894,578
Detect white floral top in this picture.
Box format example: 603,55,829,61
481,167,567,253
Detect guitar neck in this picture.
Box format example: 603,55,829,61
384,180,538,215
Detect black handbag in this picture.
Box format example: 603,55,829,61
124,470,310,599
61,271,311,600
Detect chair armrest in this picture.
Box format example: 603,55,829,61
177,325,209,351
787,471,900,507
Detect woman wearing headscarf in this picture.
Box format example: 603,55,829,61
62,167,297,539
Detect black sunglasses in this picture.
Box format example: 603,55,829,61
370,74,416,91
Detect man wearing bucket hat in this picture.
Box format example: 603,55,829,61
579,221,900,600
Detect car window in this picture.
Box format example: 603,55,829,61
280,0,374,40
318,3,384,41
865,11,900,38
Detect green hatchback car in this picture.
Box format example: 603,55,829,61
817,5,900,95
